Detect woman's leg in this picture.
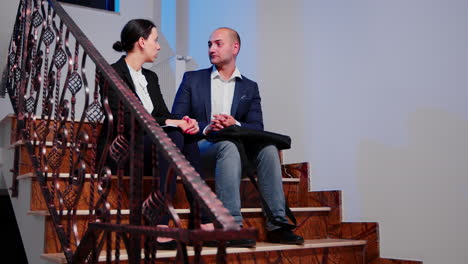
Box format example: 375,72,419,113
150,128,212,229
157,128,185,225
180,134,213,226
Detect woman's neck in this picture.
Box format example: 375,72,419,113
124,53,145,71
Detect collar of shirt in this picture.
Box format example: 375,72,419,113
127,64,148,88
211,66,242,82
126,64,153,114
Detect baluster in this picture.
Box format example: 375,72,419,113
87,68,104,221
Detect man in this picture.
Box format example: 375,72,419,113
172,27,304,247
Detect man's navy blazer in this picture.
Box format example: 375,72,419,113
172,67,264,136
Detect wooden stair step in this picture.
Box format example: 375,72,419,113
33,207,332,253
41,239,367,264
22,168,306,211
28,207,331,216
14,143,98,175
10,140,95,148
371,258,423,264
6,115,102,144
17,172,300,182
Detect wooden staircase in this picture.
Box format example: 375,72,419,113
0,115,422,263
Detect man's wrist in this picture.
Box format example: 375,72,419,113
202,125,210,135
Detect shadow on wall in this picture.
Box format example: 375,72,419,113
357,108,468,264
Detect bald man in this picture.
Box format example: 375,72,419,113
172,27,304,247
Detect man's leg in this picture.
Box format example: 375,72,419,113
199,140,243,226
256,145,304,244
255,145,289,231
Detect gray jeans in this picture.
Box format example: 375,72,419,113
198,139,289,231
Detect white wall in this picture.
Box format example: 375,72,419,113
306,0,468,263
301,1,468,263
0,0,19,119
185,0,467,263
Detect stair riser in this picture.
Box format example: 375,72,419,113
90,246,366,264
18,144,99,175
17,145,305,176
29,178,303,211
9,118,102,145
181,246,365,264
329,222,380,263
43,211,330,253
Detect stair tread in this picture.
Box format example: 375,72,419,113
17,172,300,182
28,206,331,216
10,140,92,149
40,238,367,263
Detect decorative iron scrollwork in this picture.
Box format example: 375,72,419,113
66,72,82,95
53,48,67,70
43,27,55,46
109,135,129,163
85,101,104,123
32,10,43,28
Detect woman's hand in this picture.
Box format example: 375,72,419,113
166,117,199,135
181,116,199,134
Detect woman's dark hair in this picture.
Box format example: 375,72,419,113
113,19,156,52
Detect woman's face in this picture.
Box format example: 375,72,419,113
142,27,161,62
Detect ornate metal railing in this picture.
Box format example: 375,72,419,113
2,0,255,263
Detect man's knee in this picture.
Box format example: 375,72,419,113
215,141,241,160
259,145,280,158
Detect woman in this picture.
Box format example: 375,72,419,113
105,19,212,249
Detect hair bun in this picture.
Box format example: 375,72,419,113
112,41,124,52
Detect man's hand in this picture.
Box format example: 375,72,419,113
214,114,237,127
205,114,237,134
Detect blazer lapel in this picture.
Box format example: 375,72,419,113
143,70,157,103
201,69,212,123
114,56,137,96
231,78,244,117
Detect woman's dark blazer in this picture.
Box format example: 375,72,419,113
97,56,177,165
106,55,177,126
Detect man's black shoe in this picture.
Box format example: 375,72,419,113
155,240,177,250
266,227,304,245
203,239,256,248
226,239,256,248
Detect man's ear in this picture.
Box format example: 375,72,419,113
233,42,240,55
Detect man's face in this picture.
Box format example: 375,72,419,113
208,29,238,66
